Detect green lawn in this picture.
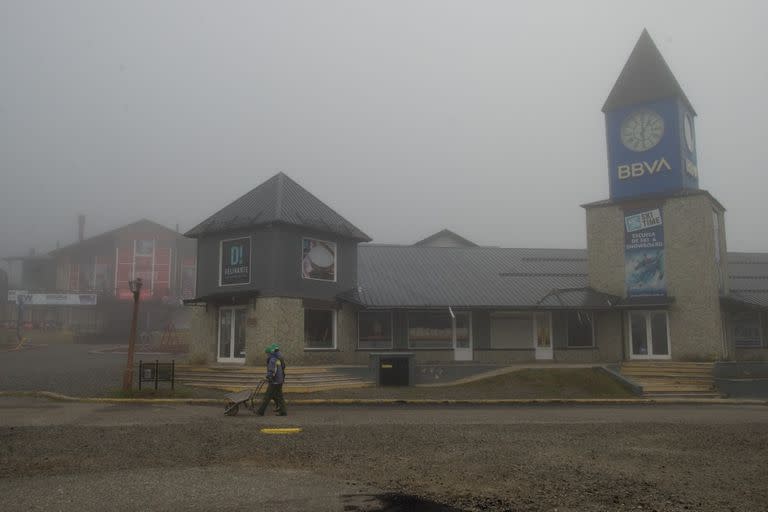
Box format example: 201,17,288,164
287,368,635,400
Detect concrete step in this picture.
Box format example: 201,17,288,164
644,392,723,399
642,385,715,393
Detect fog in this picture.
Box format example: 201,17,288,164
1,0,767,259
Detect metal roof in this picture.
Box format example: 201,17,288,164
602,29,695,114
413,229,478,247
727,252,768,308
346,246,768,309
185,172,371,241
352,245,590,308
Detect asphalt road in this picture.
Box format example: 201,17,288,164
0,343,167,396
2,398,768,511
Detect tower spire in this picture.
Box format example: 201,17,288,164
603,29,695,115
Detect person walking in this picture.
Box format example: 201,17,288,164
256,343,287,416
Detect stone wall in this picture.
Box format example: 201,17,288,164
187,304,217,365
585,193,727,361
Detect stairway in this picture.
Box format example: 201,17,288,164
175,364,373,393
620,361,721,398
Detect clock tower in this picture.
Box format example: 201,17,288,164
604,29,699,200
584,30,729,361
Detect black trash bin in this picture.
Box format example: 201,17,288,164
370,352,415,386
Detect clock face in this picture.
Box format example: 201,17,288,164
683,113,695,152
620,110,665,152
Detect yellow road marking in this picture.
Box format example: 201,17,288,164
260,427,302,435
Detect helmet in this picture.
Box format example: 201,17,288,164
264,343,279,354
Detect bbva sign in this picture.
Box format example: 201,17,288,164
617,158,672,180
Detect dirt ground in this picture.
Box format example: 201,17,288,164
1,401,767,511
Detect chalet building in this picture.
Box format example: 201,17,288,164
3,219,197,338
177,30,765,366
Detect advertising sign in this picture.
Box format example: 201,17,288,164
624,208,666,297
302,238,337,281
7,291,97,305
220,238,250,285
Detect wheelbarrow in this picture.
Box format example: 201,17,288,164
224,379,268,416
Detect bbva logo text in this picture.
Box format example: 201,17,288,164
617,158,672,180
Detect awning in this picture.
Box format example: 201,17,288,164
720,294,768,311
613,296,675,309
183,290,259,306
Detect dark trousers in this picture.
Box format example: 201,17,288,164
257,382,286,415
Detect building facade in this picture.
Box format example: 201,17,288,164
3,219,197,339
185,31,768,366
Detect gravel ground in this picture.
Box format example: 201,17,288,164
2,402,767,511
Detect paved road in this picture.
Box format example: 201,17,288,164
0,343,174,396
1,397,767,428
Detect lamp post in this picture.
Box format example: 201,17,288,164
122,278,143,392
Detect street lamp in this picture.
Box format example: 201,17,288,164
122,278,143,392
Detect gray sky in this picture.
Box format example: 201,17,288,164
1,0,767,258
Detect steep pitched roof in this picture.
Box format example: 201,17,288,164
185,172,371,241
413,229,478,247
602,29,695,114
49,219,183,256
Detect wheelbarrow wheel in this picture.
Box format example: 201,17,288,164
224,402,239,416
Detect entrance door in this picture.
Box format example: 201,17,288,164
533,312,553,360
218,307,246,363
453,312,473,361
628,311,670,359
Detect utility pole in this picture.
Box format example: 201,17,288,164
122,278,143,392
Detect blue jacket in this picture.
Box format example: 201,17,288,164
266,351,286,385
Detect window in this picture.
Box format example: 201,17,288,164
567,311,594,347
733,311,762,349
304,309,336,349
358,311,393,349
407,311,469,349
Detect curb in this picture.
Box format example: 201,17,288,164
1,391,767,407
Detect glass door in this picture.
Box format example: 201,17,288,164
533,312,553,360
628,311,670,359
218,307,247,363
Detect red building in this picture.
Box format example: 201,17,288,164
4,219,196,340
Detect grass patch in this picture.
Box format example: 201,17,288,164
286,368,634,400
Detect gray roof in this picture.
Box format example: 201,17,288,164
413,229,478,247
728,252,768,308
350,245,591,308
185,172,371,241
346,246,768,309
602,29,695,114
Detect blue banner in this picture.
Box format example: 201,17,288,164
624,208,666,297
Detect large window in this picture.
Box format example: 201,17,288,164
733,311,763,348
567,311,594,347
304,309,336,349
407,311,470,349
358,311,393,350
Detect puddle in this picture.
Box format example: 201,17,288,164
343,493,466,512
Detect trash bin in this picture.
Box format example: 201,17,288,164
369,352,415,386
